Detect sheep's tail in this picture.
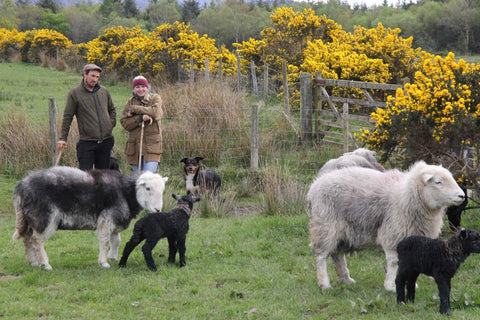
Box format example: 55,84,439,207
12,194,27,240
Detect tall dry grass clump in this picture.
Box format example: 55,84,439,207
258,164,307,216
0,112,51,177
0,110,79,177
159,80,250,165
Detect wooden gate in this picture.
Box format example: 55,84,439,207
300,72,404,152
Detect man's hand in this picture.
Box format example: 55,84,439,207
57,140,68,150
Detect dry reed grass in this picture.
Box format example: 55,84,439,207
0,111,79,177
258,164,308,216
159,80,250,165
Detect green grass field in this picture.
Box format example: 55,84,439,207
2,62,480,319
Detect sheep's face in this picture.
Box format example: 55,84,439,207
459,228,480,254
419,166,465,210
136,172,169,213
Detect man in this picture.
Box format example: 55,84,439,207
57,64,116,170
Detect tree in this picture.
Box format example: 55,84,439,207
41,13,70,35
15,3,46,31
145,0,181,29
64,4,103,43
441,0,480,54
123,0,138,18
100,0,115,17
36,0,59,13
194,0,269,49
181,0,200,23
0,0,19,29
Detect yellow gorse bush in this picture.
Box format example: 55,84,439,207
361,52,480,183
76,22,235,80
3,28,72,63
0,28,25,61
235,9,428,109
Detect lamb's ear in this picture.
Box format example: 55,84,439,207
162,176,169,183
172,194,180,200
193,196,201,202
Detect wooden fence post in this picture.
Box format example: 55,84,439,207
189,56,194,85
282,61,290,116
342,103,349,153
251,103,259,170
251,61,258,96
300,73,312,142
205,57,210,81
236,52,241,91
49,98,57,166
218,58,223,83
263,63,268,108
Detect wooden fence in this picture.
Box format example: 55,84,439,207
300,71,404,152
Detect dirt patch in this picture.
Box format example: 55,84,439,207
0,274,22,281
232,205,261,217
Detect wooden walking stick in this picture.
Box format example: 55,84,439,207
138,120,145,171
55,149,63,166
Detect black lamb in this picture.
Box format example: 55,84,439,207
118,193,201,271
395,228,480,315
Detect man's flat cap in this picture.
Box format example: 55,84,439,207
82,64,102,73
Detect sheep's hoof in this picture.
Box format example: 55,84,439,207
384,282,396,292
41,264,53,271
319,283,332,290
99,262,111,268
340,277,355,285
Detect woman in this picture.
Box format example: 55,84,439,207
121,76,163,172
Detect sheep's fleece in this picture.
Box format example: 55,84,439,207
316,147,384,176
307,161,465,291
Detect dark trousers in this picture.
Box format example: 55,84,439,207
76,137,114,171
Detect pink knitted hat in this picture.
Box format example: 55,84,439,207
132,76,149,88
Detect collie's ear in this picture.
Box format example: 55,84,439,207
195,156,204,162
180,158,188,164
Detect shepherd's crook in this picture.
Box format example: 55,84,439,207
138,120,145,171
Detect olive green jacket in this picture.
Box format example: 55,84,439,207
120,92,163,165
60,80,116,142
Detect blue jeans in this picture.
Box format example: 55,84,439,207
132,157,158,173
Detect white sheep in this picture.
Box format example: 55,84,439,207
317,147,384,176
307,161,465,291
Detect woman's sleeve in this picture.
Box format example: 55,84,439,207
120,101,140,131
128,94,163,120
